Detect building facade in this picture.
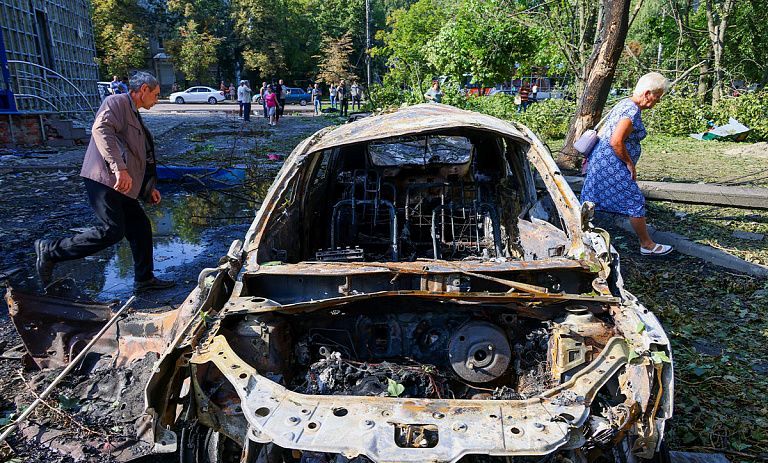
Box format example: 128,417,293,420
1,0,99,115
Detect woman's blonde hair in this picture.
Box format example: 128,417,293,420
633,72,669,97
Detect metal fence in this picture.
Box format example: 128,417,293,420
0,0,99,115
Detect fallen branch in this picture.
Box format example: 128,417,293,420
14,370,109,440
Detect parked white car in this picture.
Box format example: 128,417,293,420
170,86,226,104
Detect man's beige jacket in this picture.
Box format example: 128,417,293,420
80,93,147,199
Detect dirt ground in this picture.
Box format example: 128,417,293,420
0,109,765,462
0,109,336,462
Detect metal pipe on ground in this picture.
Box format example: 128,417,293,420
0,296,136,446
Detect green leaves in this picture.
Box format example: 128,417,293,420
650,351,671,364
386,378,405,397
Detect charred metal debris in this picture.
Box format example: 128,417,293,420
6,104,673,463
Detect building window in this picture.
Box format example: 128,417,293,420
34,9,56,71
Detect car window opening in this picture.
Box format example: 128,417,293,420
260,130,570,264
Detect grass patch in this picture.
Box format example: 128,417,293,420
648,202,768,266
639,135,767,187
611,225,768,459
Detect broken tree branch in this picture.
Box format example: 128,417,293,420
669,60,707,88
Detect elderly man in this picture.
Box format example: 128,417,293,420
35,71,175,292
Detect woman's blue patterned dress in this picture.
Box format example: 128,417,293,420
580,99,647,217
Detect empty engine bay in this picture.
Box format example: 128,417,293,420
261,131,570,264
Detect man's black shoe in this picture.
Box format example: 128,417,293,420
135,276,177,292
35,239,55,286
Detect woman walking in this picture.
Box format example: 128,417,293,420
581,72,673,256
265,86,279,126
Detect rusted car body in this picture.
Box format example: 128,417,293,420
9,104,673,463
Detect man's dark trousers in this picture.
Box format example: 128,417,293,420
277,99,286,119
48,178,153,282
243,102,252,121
340,98,349,116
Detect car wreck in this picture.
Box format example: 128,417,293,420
7,103,672,463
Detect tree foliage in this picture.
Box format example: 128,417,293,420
372,0,444,89
315,34,358,84
91,0,148,77
167,19,223,83
427,0,535,85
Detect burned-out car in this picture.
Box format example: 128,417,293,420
8,104,672,462
139,104,674,463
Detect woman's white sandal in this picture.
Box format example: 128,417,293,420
640,243,674,256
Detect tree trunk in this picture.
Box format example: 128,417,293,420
559,0,631,172
697,50,712,101
706,0,736,105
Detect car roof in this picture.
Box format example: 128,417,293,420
307,103,529,154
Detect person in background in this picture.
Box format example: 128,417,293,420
517,84,530,112
277,79,287,121
531,82,538,103
260,82,269,118
581,72,673,256
236,80,245,117
238,80,252,121
350,81,362,110
219,81,227,96
336,80,349,117
265,86,279,126
34,71,175,292
110,75,122,95
329,82,337,109
228,82,235,101
424,81,443,103
172,82,180,93
312,83,323,116
119,76,129,95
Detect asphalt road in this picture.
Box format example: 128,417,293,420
153,100,315,114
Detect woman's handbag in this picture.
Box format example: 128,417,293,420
573,114,609,155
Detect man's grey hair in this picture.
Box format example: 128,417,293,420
129,71,159,92
633,72,668,96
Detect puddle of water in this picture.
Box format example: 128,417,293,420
97,237,205,299
81,186,264,300
60,172,279,301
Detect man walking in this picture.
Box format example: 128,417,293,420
337,80,349,117
34,71,175,292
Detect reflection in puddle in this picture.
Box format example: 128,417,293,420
74,173,276,301
98,237,205,299
89,186,263,300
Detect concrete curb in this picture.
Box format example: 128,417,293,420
566,176,768,210
612,217,768,278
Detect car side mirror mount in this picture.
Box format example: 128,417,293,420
581,201,595,231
